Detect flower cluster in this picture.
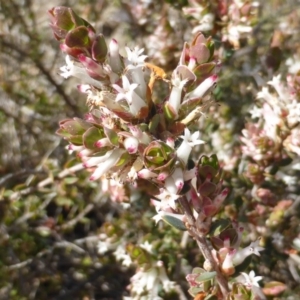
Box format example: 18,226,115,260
49,6,218,205
183,0,259,49
241,73,300,186
49,6,267,300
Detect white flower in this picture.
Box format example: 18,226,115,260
89,148,124,181
112,75,147,116
237,270,266,299
268,75,287,100
130,261,175,297
286,55,300,74
154,188,180,210
152,209,185,225
192,13,215,33
249,105,262,119
83,150,114,168
138,169,157,179
168,72,189,117
140,241,153,253
114,245,132,267
240,270,263,288
125,46,148,67
256,87,278,110
108,39,123,73
184,74,217,102
60,55,104,89
176,128,205,165
276,171,298,186
233,239,264,266
97,241,109,254
156,261,175,293
127,66,147,98
181,128,205,147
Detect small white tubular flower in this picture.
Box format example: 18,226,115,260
249,105,262,119
140,241,153,254
152,209,185,225
238,271,266,300
183,167,197,181
286,99,300,127
113,75,137,102
268,75,287,100
138,169,157,179
89,148,124,181
83,150,114,168
168,74,189,117
124,136,139,154
127,66,147,99
130,261,175,298
286,55,300,74
176,128,205,165
192,13,215,33
125,46,148,67
128,125,151,144
108,39,123,73
233,239,264,266
78,148,94,159
156,260,175,293
169,168,184,192
114,245,132,267
164,176,177,194
60,55,103,89
239,270,263,289
155,188,180,210
221,249,237,275
112,75,147,116
102,63,119,84
97,241,109,254
184,74,218,101
256,87,277,107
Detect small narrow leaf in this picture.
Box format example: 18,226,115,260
195,271,216,283
162,214,187,231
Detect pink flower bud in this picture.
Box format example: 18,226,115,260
138,169,157,179
95,138,110,148
221,249,236,275
184,74,218,101
124,136,139,154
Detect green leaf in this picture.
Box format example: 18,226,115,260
193,63,216,82
192,267,206,274
83,127,103,149
92,34,108,62
59,119,87,135
63,177,78,185
209,218,231,236
161,214,187,231
103,127,119,146
195,271,216,283
65,26,90,48
115,152,130,168
163,101,178,121
149,114,160,133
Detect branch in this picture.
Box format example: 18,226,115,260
179,196,229,298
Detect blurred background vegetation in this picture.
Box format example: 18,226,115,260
1,0,300,299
